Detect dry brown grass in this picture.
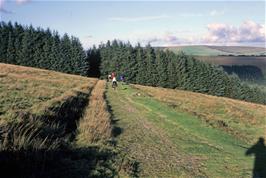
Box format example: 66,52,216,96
0,63,97,122
133,84,266,143
76,80,112,145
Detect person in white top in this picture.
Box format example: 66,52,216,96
112,76,117,89
108,74,112,82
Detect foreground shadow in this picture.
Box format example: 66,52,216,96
0,146,116,178
0,88,117,178
246,137,266,178
0,117,117,178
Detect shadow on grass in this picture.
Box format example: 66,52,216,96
245,137,266,178
0,89,118,178
103,88,123,140
0,146,116,178
0,118,118,178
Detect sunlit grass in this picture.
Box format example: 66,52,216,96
106,84,264,177
76,80,112,146
0,63,97,122
133,84,266,143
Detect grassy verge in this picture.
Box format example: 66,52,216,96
76,80,113,145
0,64,119,177
106,84,261,177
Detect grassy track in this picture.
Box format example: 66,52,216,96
106,84,262,177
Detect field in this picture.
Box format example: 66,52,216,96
0,63,97,123
194,56,266,70
195,56,266,82
209,46,266,56
162,45,266,56
106,84,266,177
0,63,265,177
161,46,266,82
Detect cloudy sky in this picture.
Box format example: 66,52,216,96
0,0,265,49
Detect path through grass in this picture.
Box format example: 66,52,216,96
106,84,255,177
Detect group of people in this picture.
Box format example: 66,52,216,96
107,72,125,89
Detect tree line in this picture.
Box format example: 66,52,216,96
0,21,88,75
222,65,264,82
88,40,266,104
0,22,265,104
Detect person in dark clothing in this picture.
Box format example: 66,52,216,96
246,137,266,178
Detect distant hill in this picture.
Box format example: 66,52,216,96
160,45,266,56
159,46,266,82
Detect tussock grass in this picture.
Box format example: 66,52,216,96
76,80,112,145
0,63,97,122
0,63,119,177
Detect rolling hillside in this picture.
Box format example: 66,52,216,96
161,45,266,83
0,63,265,177
106,83,266,177
0,63,97,123
162,45,266,56
0,64,118,177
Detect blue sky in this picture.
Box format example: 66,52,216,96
0,1,265,48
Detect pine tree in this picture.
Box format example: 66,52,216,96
6,32,16,64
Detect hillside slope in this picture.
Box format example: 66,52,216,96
0,64,120,177
0,63,97,123
106,83,266,177
1,63,265,177
163,45,266,56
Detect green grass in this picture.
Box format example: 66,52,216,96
166,46,232,56
106,84,261,177
134,84,266,144
164,45,266,56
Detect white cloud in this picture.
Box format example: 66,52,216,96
0,0,13,14
107,20,266,47
203,20,265,45
108,14,170,22
0,0,29,13
82,20,265,48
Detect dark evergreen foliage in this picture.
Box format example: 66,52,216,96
0,21,88,76
222,65,264,81
90,40,266,104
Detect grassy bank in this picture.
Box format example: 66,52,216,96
0,63,97,123
0,64,118,178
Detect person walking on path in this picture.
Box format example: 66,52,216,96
112,75,117,89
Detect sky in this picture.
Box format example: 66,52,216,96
0,0,265,49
